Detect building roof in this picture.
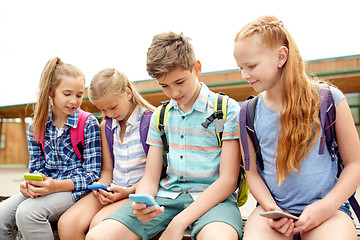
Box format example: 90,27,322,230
1,54,360,119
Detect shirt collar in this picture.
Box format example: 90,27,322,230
111,106,142,130
167,82,209,113
47,108,79,129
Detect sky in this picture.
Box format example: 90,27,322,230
1,0,360,107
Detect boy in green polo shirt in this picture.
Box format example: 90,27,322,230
87,32,242,240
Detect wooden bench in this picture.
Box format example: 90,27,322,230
3,195,360,239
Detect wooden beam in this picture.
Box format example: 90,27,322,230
19,112,29,166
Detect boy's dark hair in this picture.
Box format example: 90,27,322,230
146,32,196,79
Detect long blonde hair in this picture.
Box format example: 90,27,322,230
88,68,155,113
235,15,321,184
32,57,85,142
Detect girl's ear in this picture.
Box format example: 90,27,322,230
48,89,54,99
277,46,288,69
126,87,133,101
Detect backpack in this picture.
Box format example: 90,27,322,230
40,109,92,163
239,84,360,221
156,93,249,206
104,109,152,161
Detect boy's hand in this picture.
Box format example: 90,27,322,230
132,201,164,222
159,216,187,240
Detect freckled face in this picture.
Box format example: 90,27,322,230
233,34,282,93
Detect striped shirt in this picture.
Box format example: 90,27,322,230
147,83,240,199
111,106,147,188
27,109,102,201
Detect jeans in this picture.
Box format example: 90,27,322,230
0,191,74,240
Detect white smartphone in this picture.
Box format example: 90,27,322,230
260,210,299,221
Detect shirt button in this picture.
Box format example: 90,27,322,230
180,135,184,139
181,116,185,119
180,176,184,179
180,155,183,159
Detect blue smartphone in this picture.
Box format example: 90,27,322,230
88,184,112,192
129,194,160,208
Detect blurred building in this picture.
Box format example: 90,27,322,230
1,54,359,165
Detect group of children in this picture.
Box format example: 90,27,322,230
0,15,359,240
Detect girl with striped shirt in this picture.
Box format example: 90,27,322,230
58,68,154,240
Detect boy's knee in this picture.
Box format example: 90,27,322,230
86,226,105,240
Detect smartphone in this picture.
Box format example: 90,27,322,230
24,173,43,187
88,184,113,192
129,194,160,208
260,210,299,221
24,173,43,181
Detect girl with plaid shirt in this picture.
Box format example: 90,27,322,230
0,57,101,240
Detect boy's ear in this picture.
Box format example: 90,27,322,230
277,46,288,69
194,60,202,76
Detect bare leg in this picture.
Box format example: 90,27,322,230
302,210,357,240
86,219,140,240
58,193,102,240
243,206,293,240
89,198,131,229
196,221,238,240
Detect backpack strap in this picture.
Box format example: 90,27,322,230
201,93,229,146
320,85,360,221
156,101,170,170
40,109,90,163
105,110,153,162
139,110,152,155
71,109,91,163
319,85,338,162
239,96,263,172
105,118,115,161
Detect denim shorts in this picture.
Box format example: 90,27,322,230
339,202,352,219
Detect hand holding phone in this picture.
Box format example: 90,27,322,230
24,173,43,187
260,210,299,221
88,184,113,192
129,194,160,208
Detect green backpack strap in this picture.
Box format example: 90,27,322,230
156,101,170,175
237,163,249,206
201,92,229,146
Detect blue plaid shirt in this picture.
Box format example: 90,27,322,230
27,109,102,201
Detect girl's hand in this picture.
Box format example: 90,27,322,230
131,201,164,223
293,199,335,233
268,218,295,237
96,185,127,205
19,180,32,198
26,174,54,197
91,182,102,200
266,205,295,237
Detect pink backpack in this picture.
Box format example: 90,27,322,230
40,109,92,163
